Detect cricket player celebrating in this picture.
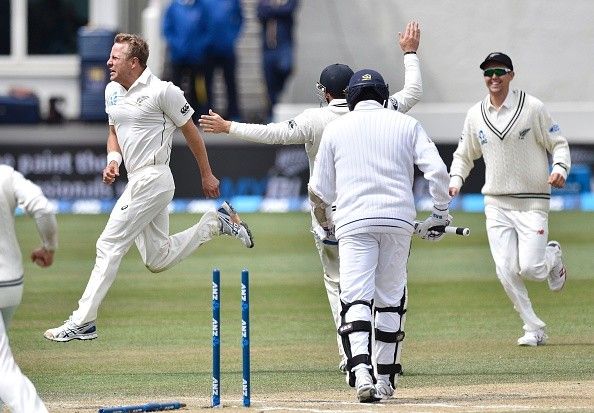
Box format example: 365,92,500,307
200,21,422,374
44,33,253,342
309,69,450,402
1,164,57,412
449,52,570,346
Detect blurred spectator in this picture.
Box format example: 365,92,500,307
204,0,243,122
257,0,299,122
162,0,212,121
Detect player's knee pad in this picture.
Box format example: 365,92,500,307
374,289,407,386
339,300,374,387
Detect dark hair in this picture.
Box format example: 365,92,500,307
354,89,385,106
114,33,149,68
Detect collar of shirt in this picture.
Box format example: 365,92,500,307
485,89,517,125
127,67,153,92
486,89,516,114
328,98,348,108
353,100,384,110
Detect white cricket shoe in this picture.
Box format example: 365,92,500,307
44,318,97,342
338,357,348,374
375,377,395,400
217,201,254,248
547,241,566,292
517,329,548,346
354,370,378,403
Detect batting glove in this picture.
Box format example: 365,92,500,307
314,224,338,245
415,207,452,242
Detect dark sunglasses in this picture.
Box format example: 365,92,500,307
483,68,512,77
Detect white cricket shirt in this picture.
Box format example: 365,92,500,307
105,68,194,175
309,100,450,239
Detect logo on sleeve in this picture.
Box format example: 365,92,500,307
389,97,399,111
549,124,560,133
181,103,190,115
106,92,119,107
288,120,296,129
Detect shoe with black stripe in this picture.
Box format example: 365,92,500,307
44,318,97,342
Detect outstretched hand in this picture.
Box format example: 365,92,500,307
398,20,420,53
199,109,232,134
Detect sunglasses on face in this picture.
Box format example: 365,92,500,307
483,68,512,77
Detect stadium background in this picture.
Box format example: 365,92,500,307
0,0,593,211
1,2,593,411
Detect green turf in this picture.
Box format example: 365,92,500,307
9,211,594,401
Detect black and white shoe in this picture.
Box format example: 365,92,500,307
44,318,97,342
217,201,254,248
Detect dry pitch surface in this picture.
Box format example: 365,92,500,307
45,380,593,412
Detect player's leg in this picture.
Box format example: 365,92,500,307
373,233,410,399
138,194,253,272
45,168,174,341
338,233,379,403
513,210,566,291
513,209,549,281
313,233,346,372
0,308,48,413
485,206,547,345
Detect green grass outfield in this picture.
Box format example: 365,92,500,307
10,211,594,404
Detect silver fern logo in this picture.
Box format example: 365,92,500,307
519,128,531,139
478,130,488,145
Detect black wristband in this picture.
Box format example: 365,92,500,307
404,51,417,55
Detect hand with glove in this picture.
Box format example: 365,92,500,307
415,207,452,242
313,223,338,245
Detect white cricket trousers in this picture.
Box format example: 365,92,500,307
72,165,220,325
339,232,409,369
485,205,555,332
0,307,48,413
312,233,344,362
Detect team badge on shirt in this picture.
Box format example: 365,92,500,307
106,92,119,107
549,124,560,133
478,130,488,145
136,96,149,106
519,128,531,139
180,103,190,115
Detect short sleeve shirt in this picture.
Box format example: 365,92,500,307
105,68,194,173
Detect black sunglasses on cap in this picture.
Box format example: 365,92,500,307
483,67,512,77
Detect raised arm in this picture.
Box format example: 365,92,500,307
389,21,422,113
